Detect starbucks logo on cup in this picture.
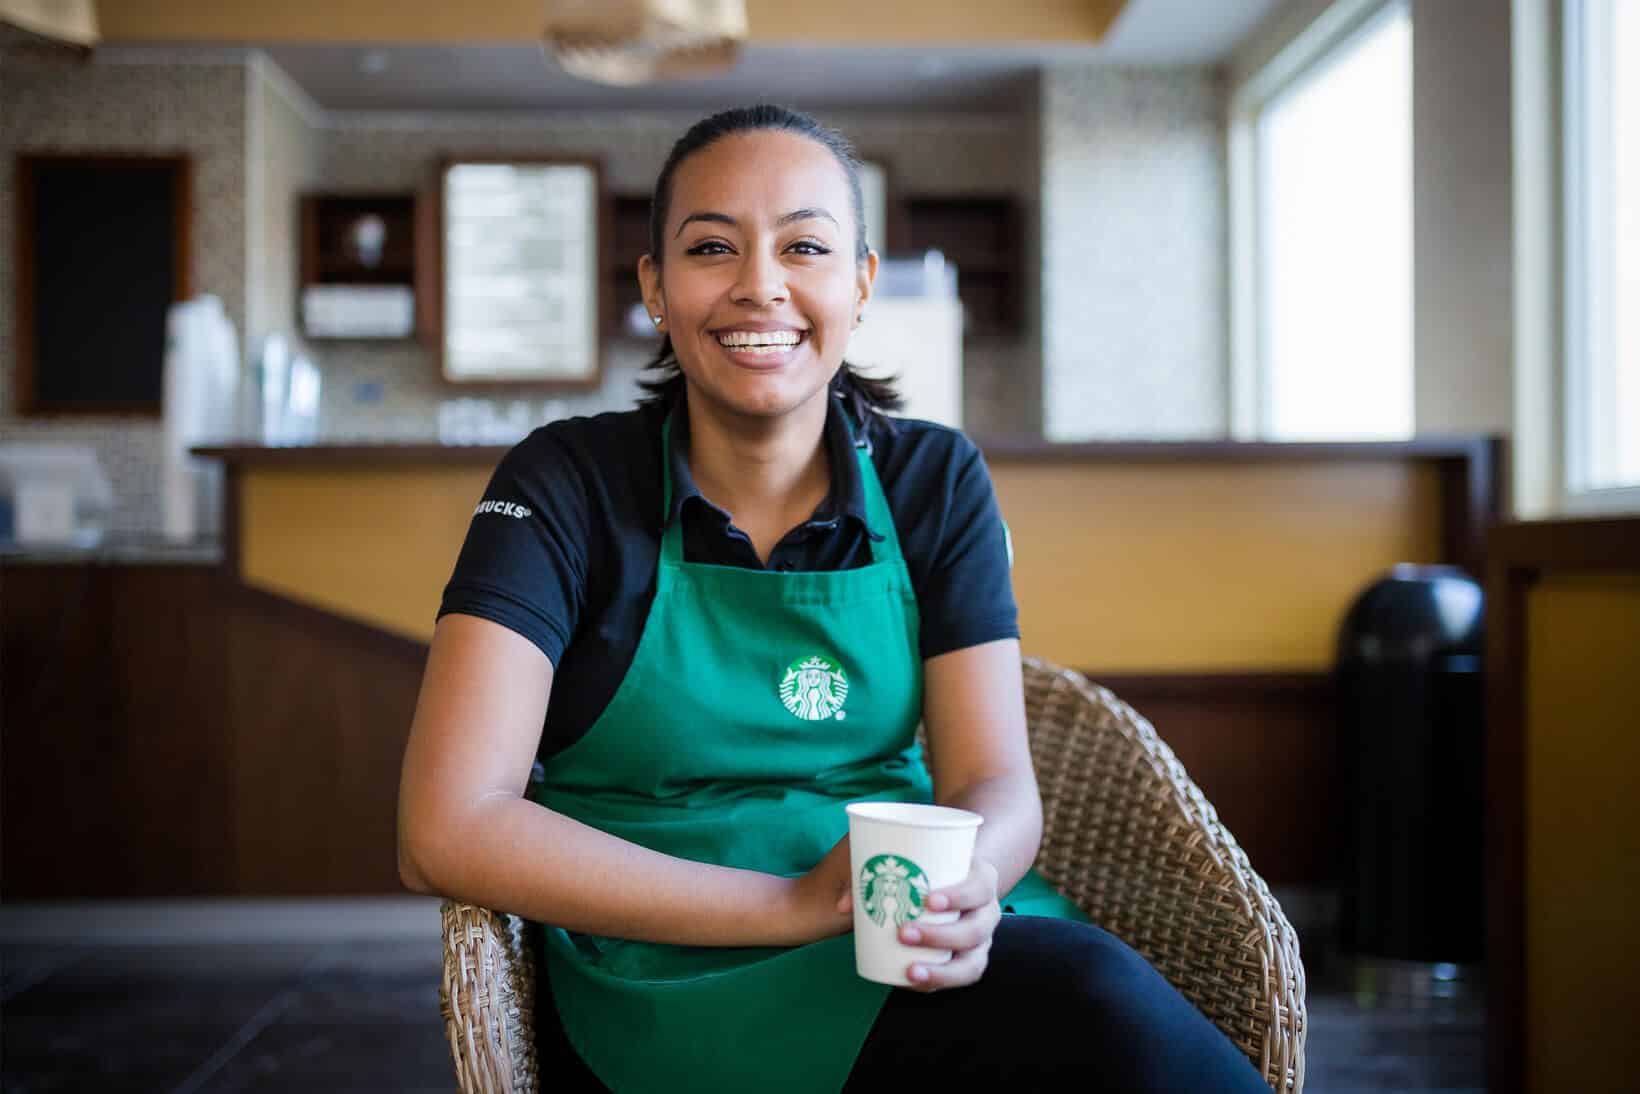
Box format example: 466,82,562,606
859,854,931,929
779,655,849,721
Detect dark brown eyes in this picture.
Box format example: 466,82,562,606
684,240,832,256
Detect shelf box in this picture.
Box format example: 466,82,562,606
300,193,420,341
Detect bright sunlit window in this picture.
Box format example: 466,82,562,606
1254,1,1413,440
1566,0,1640,500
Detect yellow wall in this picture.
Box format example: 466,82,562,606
992,461,1443,671
239,458,1444,671
240,466,490,643
100,0,1125,44
1524,574,1640,1094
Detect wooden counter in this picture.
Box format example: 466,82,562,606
195,435,1501,671
1484,517,1640,1094
1,434,1503,903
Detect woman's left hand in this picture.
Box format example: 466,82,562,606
897,856,1001,992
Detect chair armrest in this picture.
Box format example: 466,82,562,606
440,900,541,1094
1022,657,1307,1092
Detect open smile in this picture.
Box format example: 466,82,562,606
712,328,809,366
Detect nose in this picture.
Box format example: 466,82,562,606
729,243,789,308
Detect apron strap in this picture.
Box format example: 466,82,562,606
659,401,904,568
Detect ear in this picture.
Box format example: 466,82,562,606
637,254,664,326
853,250,878,327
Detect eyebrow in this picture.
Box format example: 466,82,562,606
674,208,839,238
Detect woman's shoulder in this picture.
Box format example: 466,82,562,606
495,402,664,489
868,412,987,479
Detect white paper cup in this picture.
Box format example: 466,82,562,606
845,801,984,987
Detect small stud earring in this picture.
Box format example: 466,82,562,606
652,314,664,325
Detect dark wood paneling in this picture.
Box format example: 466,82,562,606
224,585,424,895
1,564,234,898
4,560,1342,899
1483,516,1640,1094
1090,672,1338,887
1,564,422,900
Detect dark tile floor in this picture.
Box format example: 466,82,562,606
2,935,1483,1092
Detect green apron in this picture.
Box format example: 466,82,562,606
528,402,1089,1093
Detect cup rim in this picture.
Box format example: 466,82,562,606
845,801,984,829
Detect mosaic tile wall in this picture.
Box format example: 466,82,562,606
0,53,248,538
248,54,325,356
305,108,1039,442
1,53,1234,539
1040,65,1229,441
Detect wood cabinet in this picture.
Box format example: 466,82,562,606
298,192,422,342
604,193,657,341
893,195,1022,336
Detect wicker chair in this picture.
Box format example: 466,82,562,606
439,656,1307,1092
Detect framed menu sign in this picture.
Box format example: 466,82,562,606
438,157,603,386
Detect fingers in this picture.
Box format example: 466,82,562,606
898,899,999,953
925,857,999,915
904,936,992,992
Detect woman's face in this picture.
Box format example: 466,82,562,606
639,129,876,422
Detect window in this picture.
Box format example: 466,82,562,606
1566,0,1640,504
1231,0,1413,441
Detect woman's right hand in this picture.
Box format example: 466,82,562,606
786,834,855,943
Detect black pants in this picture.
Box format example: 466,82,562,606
535,916,1273,1092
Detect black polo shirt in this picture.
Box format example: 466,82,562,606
438,390,1018,762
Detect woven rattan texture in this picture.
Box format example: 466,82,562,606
437,657,1306,1092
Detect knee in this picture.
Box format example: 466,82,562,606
1057,924,1170,1009
993,920,1268,1091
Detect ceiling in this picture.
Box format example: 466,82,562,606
246,0,1286,115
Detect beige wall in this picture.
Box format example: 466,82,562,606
1412,0,1514,438
1038,65,1228,441
246,55,326,353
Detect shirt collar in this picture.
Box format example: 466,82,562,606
663,391,877,538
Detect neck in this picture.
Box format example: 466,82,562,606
682,387,831,522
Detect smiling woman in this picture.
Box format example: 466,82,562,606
633,105,899,434
397,104,1272,1094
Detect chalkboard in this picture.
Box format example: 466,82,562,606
15,155,191,415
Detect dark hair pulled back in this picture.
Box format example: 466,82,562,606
636,104,902,423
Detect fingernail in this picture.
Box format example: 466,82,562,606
901,927,921,944
909,966,929,982
927,894,948,911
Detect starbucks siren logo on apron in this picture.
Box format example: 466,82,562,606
859,854,931,928
779,654,849,721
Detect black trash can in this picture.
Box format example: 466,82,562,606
1336,563,1486,970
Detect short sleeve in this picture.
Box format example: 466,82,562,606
436,431,590,666
916,436,1020,660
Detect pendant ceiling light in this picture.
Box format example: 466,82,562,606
543,0,746,86
0,0,99,47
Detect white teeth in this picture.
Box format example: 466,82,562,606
716,330,802,348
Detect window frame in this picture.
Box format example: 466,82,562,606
1228,0,1412,441
1561,0,1640,513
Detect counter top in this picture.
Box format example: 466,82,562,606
191,443,512,467
0,535,224,566
192,434,1502,467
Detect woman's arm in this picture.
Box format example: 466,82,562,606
397,613,814,947
921,637,1043,896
